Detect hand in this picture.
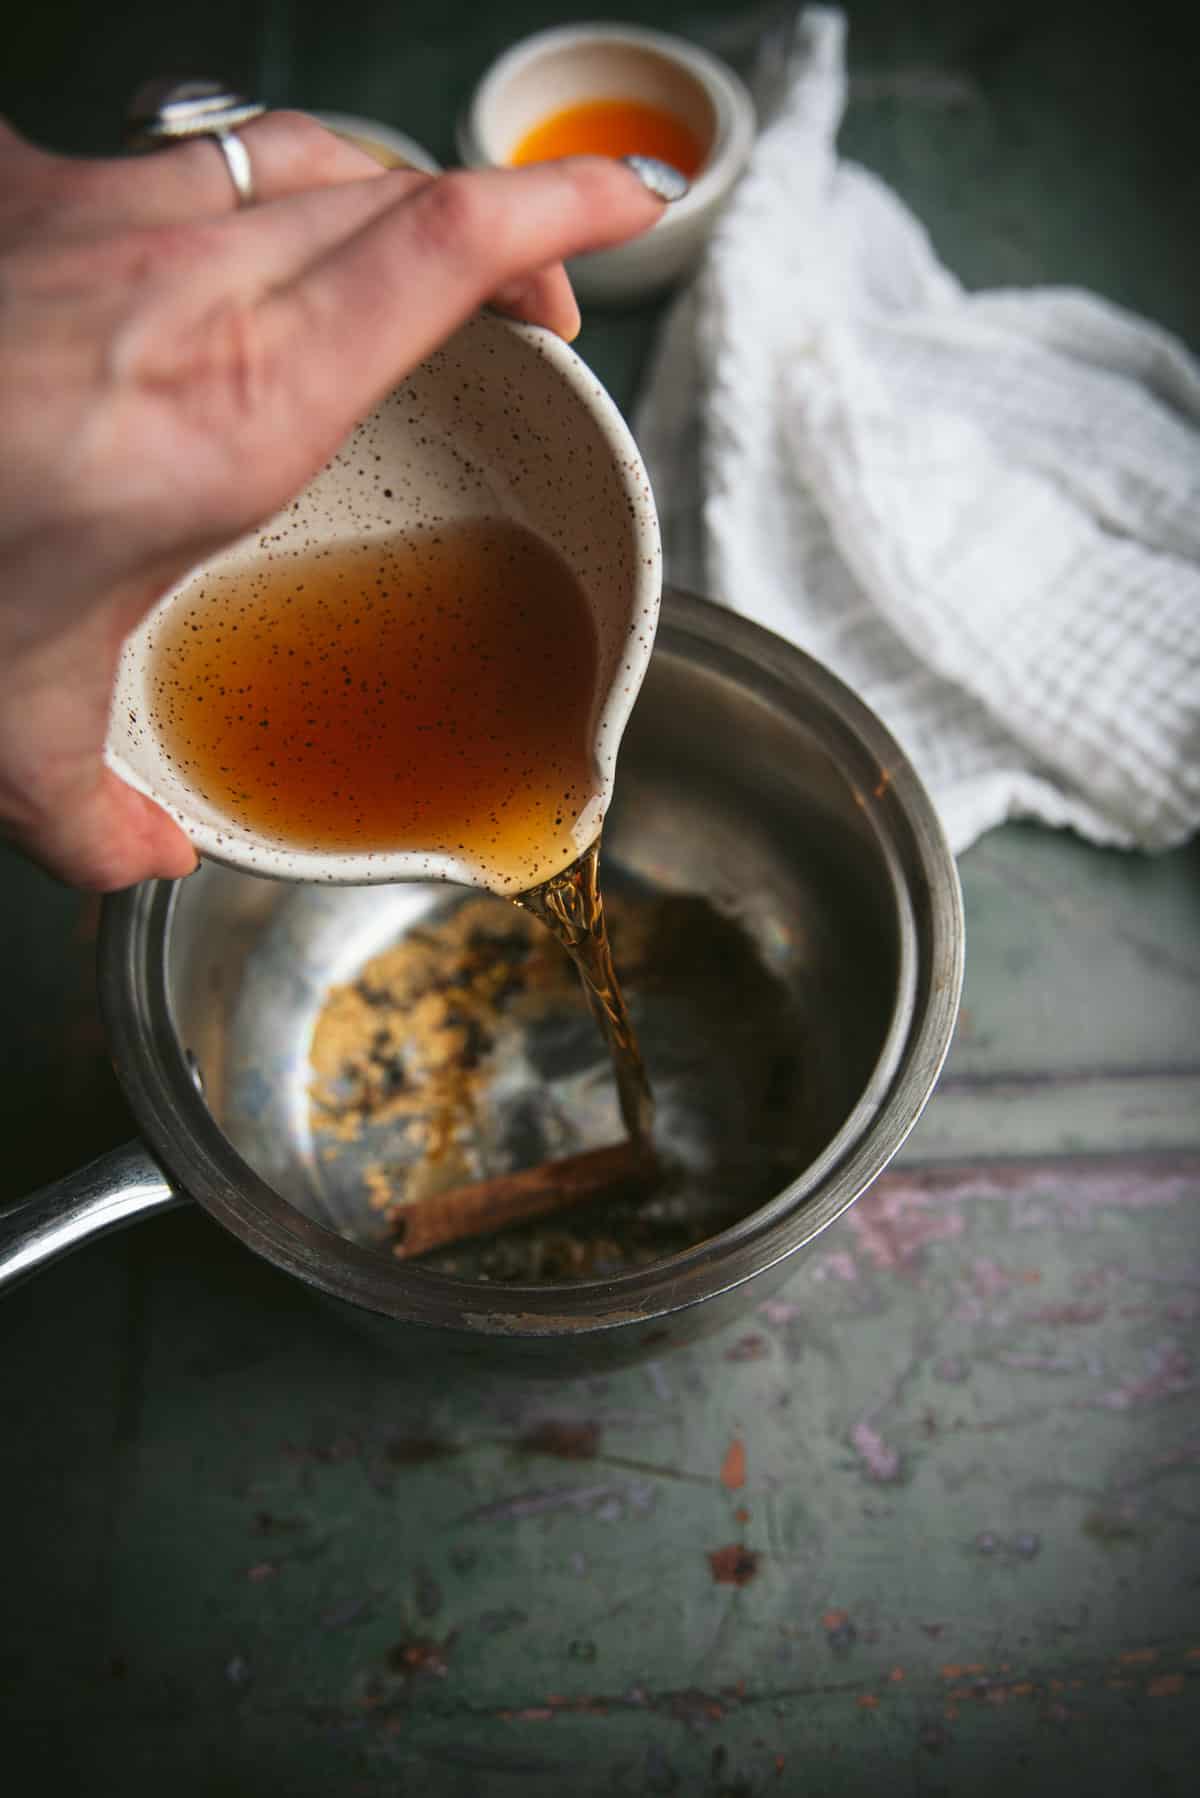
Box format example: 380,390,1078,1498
0,113,665,889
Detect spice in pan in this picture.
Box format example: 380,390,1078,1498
389,1139,657,1259
309,885,816,1279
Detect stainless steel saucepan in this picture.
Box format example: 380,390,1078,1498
0,591,963,1370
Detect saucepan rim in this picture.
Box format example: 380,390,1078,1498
99,588,963,1337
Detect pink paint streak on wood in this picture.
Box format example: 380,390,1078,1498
1088,1343,1196,1410
810,1250,859,1283
971,1258,1041,1296
907,1161,1195,1209
844,1160,1199,1277
850,1421,902,1483
847,1181,965,1273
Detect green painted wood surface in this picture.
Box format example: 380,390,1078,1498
2,3,1199,1792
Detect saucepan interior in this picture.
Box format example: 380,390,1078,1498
101,590,961,1361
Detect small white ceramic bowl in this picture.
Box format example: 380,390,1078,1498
309,111,440,174
106,312,661,891
457,22,755,304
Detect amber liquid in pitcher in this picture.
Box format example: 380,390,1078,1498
150,517,601,893
150,515,654,1143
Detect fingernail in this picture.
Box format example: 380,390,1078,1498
622,155,689,204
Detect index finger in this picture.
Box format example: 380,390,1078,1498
37,112,405,239
258,158,664,429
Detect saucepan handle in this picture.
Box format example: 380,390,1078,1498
0,1140,183,1292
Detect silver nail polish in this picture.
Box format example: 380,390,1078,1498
622,155,690,204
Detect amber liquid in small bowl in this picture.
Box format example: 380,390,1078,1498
509,98,705,179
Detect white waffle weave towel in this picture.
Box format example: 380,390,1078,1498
634,6,1200,852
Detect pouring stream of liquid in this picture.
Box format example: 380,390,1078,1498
514,837,655,1147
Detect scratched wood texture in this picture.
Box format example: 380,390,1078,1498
2,2,1199,1793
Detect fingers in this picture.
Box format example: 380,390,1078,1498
15,108,583,348
0,117,60,236
120,156,654,433
490,263,582,341
39,112,403,238
8,770,197,892
259,158,663,423
106,165,457,384
0,583,198,888
222,110,399,200
0,153,661,897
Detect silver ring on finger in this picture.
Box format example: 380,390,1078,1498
124,79,266,208
205,128,256,206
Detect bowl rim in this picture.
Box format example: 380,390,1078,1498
456,20,757,225
104,310,661,893
308,111,441,174
100,588,964,1339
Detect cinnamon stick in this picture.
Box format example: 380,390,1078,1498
388,1139,657,1260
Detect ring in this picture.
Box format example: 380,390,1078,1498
206,128,255,207
124,79,266,208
